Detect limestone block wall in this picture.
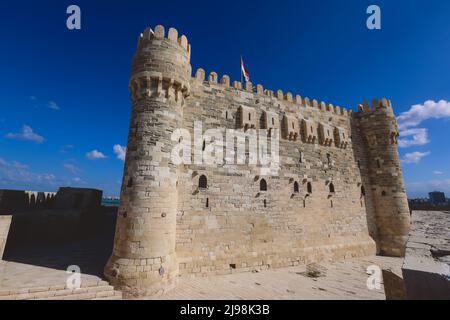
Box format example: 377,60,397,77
175,73,377,276
0,215,12,259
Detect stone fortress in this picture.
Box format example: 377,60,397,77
104,25,411,296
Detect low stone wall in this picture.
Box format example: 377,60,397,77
0,215,12,259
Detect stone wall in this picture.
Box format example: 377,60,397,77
0,215,12,259
175,74,377,276
54,187,102,211
0,190,56,214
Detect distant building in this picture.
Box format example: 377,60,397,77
428,191,446,205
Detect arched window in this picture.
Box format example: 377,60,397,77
260,179,267,191
199,175,208,189
381,190,387,197
307,182,312,194
294,181,299,193
329,183,335,193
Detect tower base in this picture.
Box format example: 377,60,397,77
104,252,179,297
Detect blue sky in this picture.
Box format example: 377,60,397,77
0,0,449,197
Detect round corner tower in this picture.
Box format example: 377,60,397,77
104,25,191,296
355,99,410,257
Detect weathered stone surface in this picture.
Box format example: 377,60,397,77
402,211,450,300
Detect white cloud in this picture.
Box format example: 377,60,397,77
6,125,45,144
48,101,60,110
397,100,450,130
401,151,430,164
433,171,444,175
398,128,429,148
72,177,86,185
63,160,82,175
60,144,74,153
86,150,107,160
113,144,126,161
397,100,450,149
0,157,59,187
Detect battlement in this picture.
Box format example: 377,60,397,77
192,68,352,118
357,98,392,113
137,25,191,56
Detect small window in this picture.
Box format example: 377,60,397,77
260,179,267,191
329,183,335,193
248,113,251,121
327,153,331,165
272,117,275,125
381,190,387,197
357,160,361,169
299,151,304,163
127,177,133,188
330,200,333,208
307,182,312,194
377,159,381,168
292,122,294,129
226,111,228,119
263,199,267,208
202,140,206,151
361,186,366,197
294,181,299,193
206,198,209,208
199,175,208,189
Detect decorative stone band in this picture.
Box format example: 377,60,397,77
129,73,190,104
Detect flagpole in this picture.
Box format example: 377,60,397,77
240,55,243,85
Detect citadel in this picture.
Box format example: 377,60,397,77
104,24,411,296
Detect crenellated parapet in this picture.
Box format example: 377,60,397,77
191,67,352,118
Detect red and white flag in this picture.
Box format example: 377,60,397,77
240,56,250,82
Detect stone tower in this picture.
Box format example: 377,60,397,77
355,99,410,257
104,25,191,296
